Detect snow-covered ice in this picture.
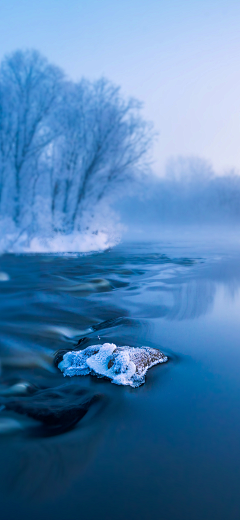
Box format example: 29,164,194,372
58,343,168,387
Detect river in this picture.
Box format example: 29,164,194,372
0,240,240,520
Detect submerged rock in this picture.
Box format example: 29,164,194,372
58,343,168,388
0,381,37,397
1,384,101,436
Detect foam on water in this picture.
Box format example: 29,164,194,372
58,343,168,387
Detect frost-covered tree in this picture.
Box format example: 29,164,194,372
0,49,153,239
50,78,153,232
0,50,63,223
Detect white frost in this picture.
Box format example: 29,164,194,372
58,343,168,388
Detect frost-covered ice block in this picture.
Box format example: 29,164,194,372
58,343,168,388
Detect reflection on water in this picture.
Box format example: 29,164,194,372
1,243,240,520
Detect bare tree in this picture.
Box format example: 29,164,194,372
0,49,154,237
0,50,64,223
51,78,154,232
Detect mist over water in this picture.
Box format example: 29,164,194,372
118,156,240,244
4,152,239,253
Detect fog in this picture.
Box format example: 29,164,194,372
0,50,239,253
117,156,240,242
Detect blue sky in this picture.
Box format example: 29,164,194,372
0,0,240,174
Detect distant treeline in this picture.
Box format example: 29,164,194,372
0,50,152,233
119,157,240,226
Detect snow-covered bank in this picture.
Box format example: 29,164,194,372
0,207,122,253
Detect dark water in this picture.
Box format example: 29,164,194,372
1,241,240,520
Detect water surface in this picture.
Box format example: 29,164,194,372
0,241,240,520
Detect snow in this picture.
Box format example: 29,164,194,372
58,343,168,387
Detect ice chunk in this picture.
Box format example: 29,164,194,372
58,343,168,388
58,345,102,377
